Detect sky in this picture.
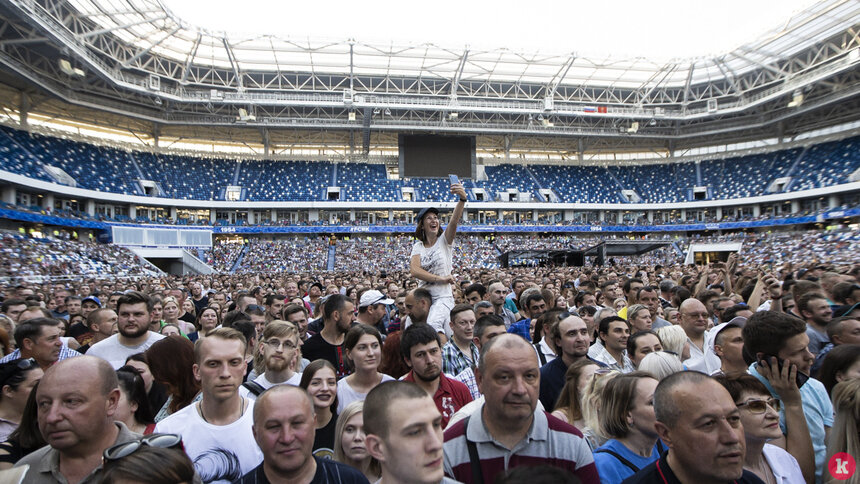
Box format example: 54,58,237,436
163,0,817,60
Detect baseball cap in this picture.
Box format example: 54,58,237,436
82,296,101,307
416,207,439,223
707,317,747,354
359,290,394,308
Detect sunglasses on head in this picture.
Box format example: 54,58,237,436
103,433,183,461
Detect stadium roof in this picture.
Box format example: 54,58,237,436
65,0,858,89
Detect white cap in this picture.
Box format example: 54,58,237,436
359,290,394,308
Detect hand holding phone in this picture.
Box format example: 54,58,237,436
448,174,460,186
756,353,809,391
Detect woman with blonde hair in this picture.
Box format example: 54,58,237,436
655,325,690,362
551,359,599,428
827,379,860,482
161,297,195,335
334,401,381,482
638,351,684,381
580,368,620,450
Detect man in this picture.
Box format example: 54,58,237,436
798,293,833,355
539,313,600,410
505,278,526,319
50,290,69,319
235,293,257,313
65,296,83,320
283,303,311,341
463,283,486,306
572,291,596,311
618,278,644,320
264,294,286,323
401,324,472,428
452,314,507,400
246,305,268,339
87,291,165,369
623,371,760,484
678,298,720,374
443,334,598,483
658,280,675,308
77,308,118,354
487,282,517,329
106,291,123,311
0,318,79,369
744,310,831,482
155,328,263,483
80,296,101,319
15,356,138,484
709,319,747,376
812,315,860,376
211,291,228,307
712,296,736,325
0,299,26,323
302,294,354,378
357,289,393,336
507,291,547,342
241,321,302,399
587,316,634,372
304,282,324,313
189,281,209,315
441,304,479,377
235,385,368,483
403,288,432,329
364,381,458,484
473,301,494,319
601,280,621,304
637,287,671,329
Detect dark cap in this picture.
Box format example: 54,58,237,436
416,207,439,224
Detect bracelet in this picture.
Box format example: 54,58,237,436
459,197,466,202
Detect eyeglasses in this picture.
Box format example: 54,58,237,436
265,339,297,351
103,433,183,461
737,398,780,414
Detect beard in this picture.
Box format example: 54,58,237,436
120,323,149,339
266,355,289,372
414,364,441,382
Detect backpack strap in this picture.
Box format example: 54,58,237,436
594,448,640,473
241,381,266,396
462,416,484,484
534,343,547,366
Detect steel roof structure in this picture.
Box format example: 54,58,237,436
0,0,858,158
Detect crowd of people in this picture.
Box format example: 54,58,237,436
0,217,856,483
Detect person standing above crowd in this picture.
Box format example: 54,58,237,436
409,180,467,341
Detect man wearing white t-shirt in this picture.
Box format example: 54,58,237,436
240,321,302,400
155,327,262,484
87,291,164,369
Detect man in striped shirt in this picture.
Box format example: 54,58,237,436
442,334,599,483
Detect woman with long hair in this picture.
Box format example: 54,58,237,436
827,379,860,481
125,353,168,417
0,381,44,469
817,344,860,397
187,306,221,342
551,359,599,428
0,359,42,441
409,179,467,337
580,369,620,450
337,324,393,414
334,401,381,482
593,372,663,483
378,330,410,379
161,297,194,335
115,366,156,434
145,337,201,421
300,359,339,459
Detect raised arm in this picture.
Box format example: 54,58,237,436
444,183,467,246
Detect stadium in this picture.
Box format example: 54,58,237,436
0,0,858,276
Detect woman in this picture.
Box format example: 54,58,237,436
159,323,182,337
115,366,156,434
187,306,221,342
0,381,43,469
126,353,168,416
627,331,663,369
145,337,201,422
655,325,690,361
551,360,600,428
334,401,381,482
161,297,195,335
827,379,860,480
817,344,860,396
337,324,393,414
580,369,620,449
613,298,628,312
593,372,662,483
0,359,42,441
181,298,196,323
409,180,466,336
637,351,684,381
379,331,410,379
300,359,339,459
0,327,11,357
626,304,653,333
715,373,808,484
664,307,680,325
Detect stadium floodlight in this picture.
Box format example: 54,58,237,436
627,122,639,133
237,108,256,121
787,90,804,108
348,111,356,121
58,59,85,77
449,112,458,119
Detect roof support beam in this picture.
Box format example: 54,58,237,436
180,33,201,84
120,26,180,68
682,62,695,105
545,53,576,100
223,37,242,89
77,15,168,39
731,49,787,77
450,47,469,98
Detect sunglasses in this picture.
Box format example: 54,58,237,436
737,398,780,414
103,433,183,461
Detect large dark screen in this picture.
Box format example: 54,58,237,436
399,135,474,178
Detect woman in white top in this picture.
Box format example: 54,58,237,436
409,181,466,337
337,324,393,414
715,371,811,484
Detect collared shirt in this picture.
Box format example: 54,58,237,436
587,340,634,373
683,335,720,374
452,366,480,400
443,404,599,484
496,307,518,329
15,422,139,484
0,346,80,366
403,371,472,429
507,319,532,342
441,340,479,377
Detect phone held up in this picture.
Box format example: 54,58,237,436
448,174,460,186
756,353,809,388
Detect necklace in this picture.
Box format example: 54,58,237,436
198,396,245,425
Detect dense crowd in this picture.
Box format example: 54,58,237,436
0,224,857,483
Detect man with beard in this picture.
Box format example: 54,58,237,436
87,291,164,369
798,293,833,355
539,314,604,410
303,294,354,379
240,321,302,399
401,324,472,429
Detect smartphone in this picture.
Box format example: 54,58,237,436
448,174,460,186
757,354,809,388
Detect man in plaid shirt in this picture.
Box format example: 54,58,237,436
441,304,480,376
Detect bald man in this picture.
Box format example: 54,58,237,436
235,385,368,483
680,298,720,373
15,356,137,484
443,334,598,483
